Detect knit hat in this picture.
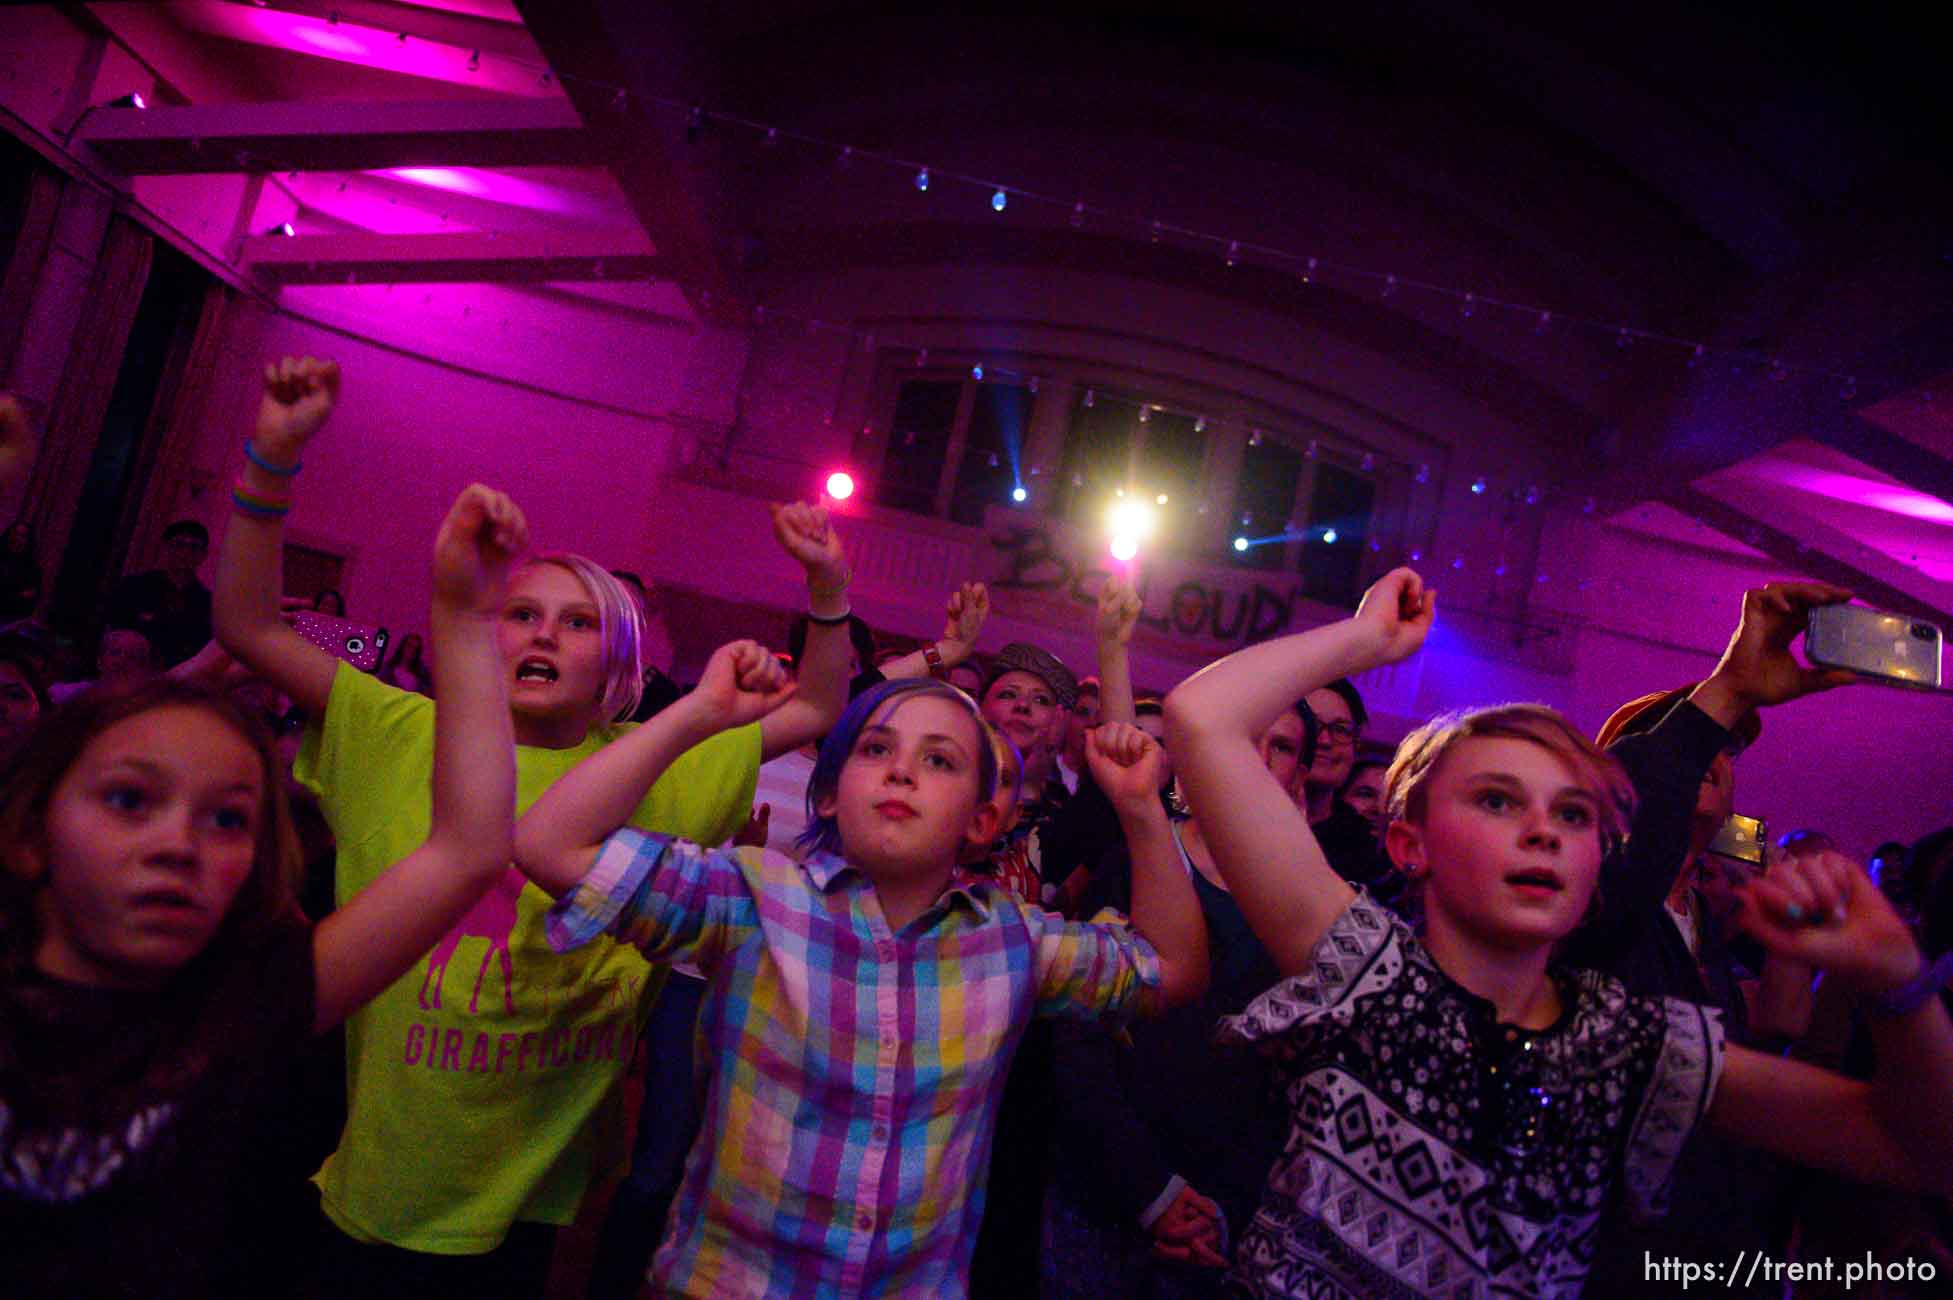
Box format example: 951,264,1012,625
1595,684,1762,752
984,642,1079,712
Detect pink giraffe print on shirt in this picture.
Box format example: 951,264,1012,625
418,866,526,1016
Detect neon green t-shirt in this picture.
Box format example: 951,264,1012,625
295,663,759,1253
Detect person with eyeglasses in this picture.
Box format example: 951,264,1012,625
1295,677,1407,912
1566,580,1862,1300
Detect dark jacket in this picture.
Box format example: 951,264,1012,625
1567,697,1789,1298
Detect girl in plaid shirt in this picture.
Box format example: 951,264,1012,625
515,654,1211,1298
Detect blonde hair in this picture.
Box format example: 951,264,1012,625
522,553,645,723
1385,702,1636,848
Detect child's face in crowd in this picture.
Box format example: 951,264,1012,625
498,564,608,733
825,694,995,884
1343,764,1386,827
1389,736,1604,952
986,734,1024,840
34,706,263,988
0,661,39,742
97,629,152,681
982,671,1059,760
1256,711,1309,792
1302,687,1358,791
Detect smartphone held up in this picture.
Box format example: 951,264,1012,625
290,610,390,672
1805,605,1943,692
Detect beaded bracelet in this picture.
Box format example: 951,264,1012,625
232,479,292,520
244,440,301,477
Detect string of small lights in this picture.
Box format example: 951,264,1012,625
203,1,1864,400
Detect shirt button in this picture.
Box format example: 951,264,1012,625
881,1029,897,1048
872,1123,889,1141
877,942,894,960
857,1211,874,1231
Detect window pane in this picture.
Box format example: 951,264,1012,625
1229,439,1303,571
878,380,960,514
1301,463,1376,607
1057,393,1137,523
950,384,1033,526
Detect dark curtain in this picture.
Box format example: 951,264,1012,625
121,280,232,569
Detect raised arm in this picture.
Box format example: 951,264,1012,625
211,357,345,716
1087,721,1208,1008
1708,848,1953,1192
308,485,525,1032
1165,569,1433,975
1687,581,1858,731
1093,574,1141,727
758,501,852,761
515,639,794,896
878,581,989,682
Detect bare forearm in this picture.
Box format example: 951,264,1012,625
1865,997,1953,1188
1096,638,1136,726
793,608,850,721
516,696,719,875
1119,801,1208,1007
760,584,851,758
426,602,513,865
1749,957,1815,1042
878,635,973,682
213,476,289,646
213,453,335,712
1165,629,1364,974
1169,619,1377,744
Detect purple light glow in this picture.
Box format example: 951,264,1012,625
170,4,559,99
293,26,369,58
391,166,491,196
1749,462,1953,525
382,167,588,217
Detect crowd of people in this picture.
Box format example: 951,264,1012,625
1,365,1950,1300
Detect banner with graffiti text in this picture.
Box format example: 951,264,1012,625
979,512,1342,653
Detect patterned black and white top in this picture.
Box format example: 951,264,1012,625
1218,893,1724,1299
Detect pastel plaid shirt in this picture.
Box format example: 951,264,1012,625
546,830,1163,1299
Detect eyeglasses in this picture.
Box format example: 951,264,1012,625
1319,720,1360,745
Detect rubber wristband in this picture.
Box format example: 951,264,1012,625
232,477,292,517
244,440,301,477
807,607,852,627
231,489,290,520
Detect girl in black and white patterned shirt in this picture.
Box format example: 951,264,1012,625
1164,568,1953,1299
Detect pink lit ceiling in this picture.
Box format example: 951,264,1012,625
80,0,675,323
46,2,1953,625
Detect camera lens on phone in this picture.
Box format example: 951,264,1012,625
1912,624,1936,640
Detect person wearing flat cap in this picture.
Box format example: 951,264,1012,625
981,640,1081,823
1568,580,1861,1300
